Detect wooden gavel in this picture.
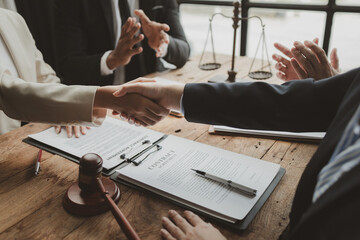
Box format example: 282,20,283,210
63,153,140,240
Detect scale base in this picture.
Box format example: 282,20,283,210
208,74,243,83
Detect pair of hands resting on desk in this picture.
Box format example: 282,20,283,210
273,38,339,81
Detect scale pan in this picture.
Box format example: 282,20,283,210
248,71,272,80
199,63,221,71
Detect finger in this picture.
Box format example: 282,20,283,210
128,117,135,125
113,83,144,97
161,32,170,44
130,46,143,57
144,108,163,123
330,48,339,71
135,119,148,127
134,120,141,127
131,34,144,47
294,41,319,67
168,210,192,232
54,126,61,134
276,71,288,81
127,22,141,38
313,37,319,45
183,211,205,226
291,47,314,75
274,42,293,58
272,54,290,66
275,62,287,73
73,126,80,138
80,126,87,135
290,58,308,79
156,50,162,58
160,229,177,240
120,113,129,121
66,126,73,138
134,9,150,24
146,102,170,118
161,217,186,239
137,115,157,126
122,17,132,34
303,40,328,66
160,23,170,32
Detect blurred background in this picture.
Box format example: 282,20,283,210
179,0,359,71
4,0,359,72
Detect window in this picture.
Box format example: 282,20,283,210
179,0,360,70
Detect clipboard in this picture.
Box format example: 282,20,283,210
111,167,285,231
23,135,168,176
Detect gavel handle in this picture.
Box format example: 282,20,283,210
96,178,141,240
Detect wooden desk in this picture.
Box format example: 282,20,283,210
0,54,318,240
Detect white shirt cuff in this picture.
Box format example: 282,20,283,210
180,94,185,114
100,50,114,76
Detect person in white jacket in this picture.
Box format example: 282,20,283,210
0,8,168,136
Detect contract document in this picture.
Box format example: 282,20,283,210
28,117,164,170
116,135,281,223
26,117,283,227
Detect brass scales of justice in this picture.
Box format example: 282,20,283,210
198,0,272,82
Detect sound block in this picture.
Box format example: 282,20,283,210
63,178,120,217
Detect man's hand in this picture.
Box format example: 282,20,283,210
291,40,339,80
272,38,339,81
106,17,144,69
134,9,170,57
160,210,227,240
94,85,169,127
54,126,90,138
112,78,185,110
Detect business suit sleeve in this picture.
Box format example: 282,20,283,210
162,0,190,68
183,69,359,132
0,67,106,126
54,0,113,86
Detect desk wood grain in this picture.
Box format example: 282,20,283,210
0,54,318,240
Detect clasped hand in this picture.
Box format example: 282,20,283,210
110,78,184,126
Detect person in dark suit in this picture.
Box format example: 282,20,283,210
113,65,360,239
54,0,190,86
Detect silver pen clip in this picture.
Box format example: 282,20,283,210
132,145,162,166
120,140,151,160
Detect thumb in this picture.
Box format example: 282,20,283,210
113,84,143,97
134,9,150,24
160,23,170,32
313,37,319,45
330,48,339,71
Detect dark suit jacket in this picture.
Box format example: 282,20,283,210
183,68,360,239
54,0,190,86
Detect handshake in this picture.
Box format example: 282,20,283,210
94,79,184,127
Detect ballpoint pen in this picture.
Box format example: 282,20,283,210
35,149,42,176
191,169,257,197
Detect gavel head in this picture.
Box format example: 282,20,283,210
78,153,103,192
